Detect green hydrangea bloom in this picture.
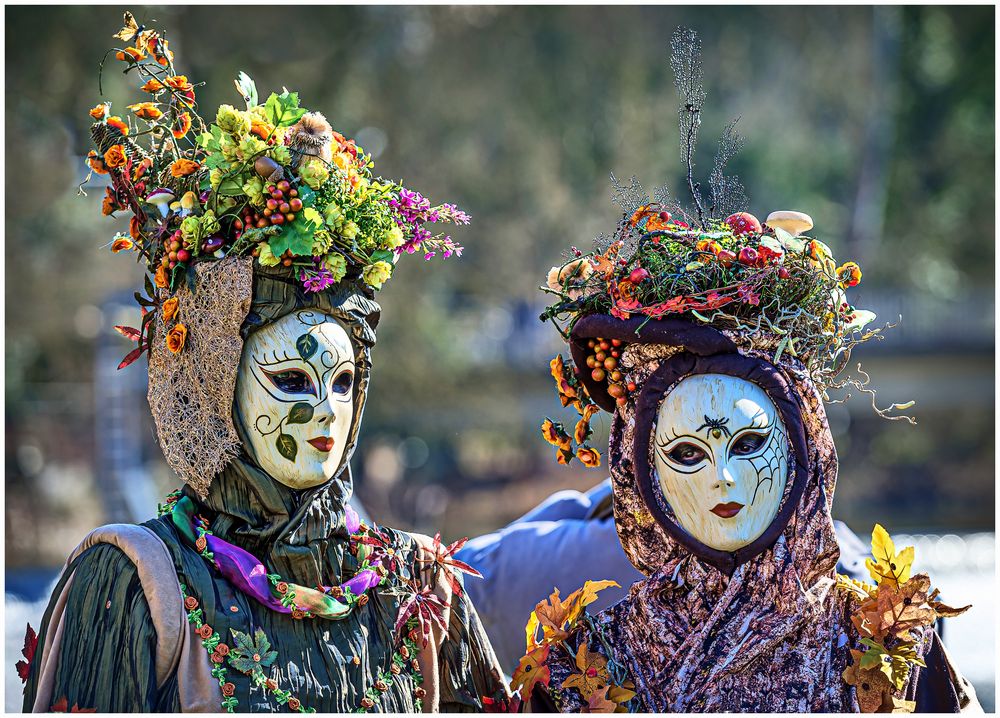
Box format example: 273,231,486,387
311,229,333,255
258,242,281,267
243,176,266,208
209,168,224,190
299,158,330,190
383,225,404,250
216,104,251,136
238,136,268,161
362,260,392,289
341,220,359,240
180,216,201,244
324,203,345,230
199,210,221,237
323,253,348,283
269,145,291,166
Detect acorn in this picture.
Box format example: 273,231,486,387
255,156,282,181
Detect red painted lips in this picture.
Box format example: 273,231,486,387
307,437,335,453
711,502,744,519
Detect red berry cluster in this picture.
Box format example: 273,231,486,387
584,338,635,406
160,229,191,270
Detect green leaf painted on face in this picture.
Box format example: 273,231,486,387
296,333,318,360
287,402,314,425
276,434,297,462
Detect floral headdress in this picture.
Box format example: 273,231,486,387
540,28,913,468
87,12,467,370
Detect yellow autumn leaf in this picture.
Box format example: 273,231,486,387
865,524,914,587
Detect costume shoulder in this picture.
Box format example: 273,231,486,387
406,530,509,711
21,537,169,712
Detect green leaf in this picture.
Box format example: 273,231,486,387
297,184,316,207
276,434,297,462
287,402,314,424
773,227,805,254
234,72,258,109
264,90,308,128
217,177,246,196
370,249,395,264
268,212,323,257
773,335,790,364
296,333,318,360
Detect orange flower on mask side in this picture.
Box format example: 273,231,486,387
837,261,862,288
110,236,134,253
172,112,192,139
141,79,164,93
575,446,601,468
162,297,179,321
574,404,600,446
89,103,108,120
166,324,187,354
106,116,129,136
101,188,118,216
550,354,578,406
87,151,108,175
541,418,572,452
115,46,145,63
127,102,163,120
154,265,169,288
170,158,201,177
129,216,144,241
103,144,127,169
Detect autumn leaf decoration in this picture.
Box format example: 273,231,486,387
15,622,37,684
392,578,450,649
837,524,971,713
115,276,161,369
511,580,634,710
542,355,602,468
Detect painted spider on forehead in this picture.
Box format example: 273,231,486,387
697,415,731,440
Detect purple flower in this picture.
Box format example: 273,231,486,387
300,264,338,293
345,505,361,535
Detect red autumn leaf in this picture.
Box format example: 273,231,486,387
394,579,449,647
482,694,522,713
417,533,484,597
15,623,37,682
113,325,142,342
51,696,96,713
117,344,146,370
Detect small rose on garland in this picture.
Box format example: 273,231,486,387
837,261,862,289
575,446,601,468
170,158,201,178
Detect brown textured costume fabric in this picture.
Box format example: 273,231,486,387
541,315,944,712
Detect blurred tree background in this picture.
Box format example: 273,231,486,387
5,5,993,562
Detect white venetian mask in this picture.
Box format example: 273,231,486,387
653,374,789,551
235,310,356,489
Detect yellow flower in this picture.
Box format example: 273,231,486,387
362,260,393,290
162,297,179,321
383,225,404,250
165,324,188,354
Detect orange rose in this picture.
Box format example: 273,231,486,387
170,158,200,177
140,79,164,93
197,623,213,640
575,446,601,468
164,75,193,91
151,38,173,67
110,236,134,253
556,447,574,465
837,261,862,288
172,112,192,139
101,188,117,216
162,297,179,321
89,103,108,120
129,215,144,241
287,698,301,711
106,116,129,136
574,404,599,445
103,144,127,169
154,265,169,288
166,324,187,354
221,682,236,697
115,47,145,63
540,418,572,451
127,102,163,120
183,596,199,611
86,150,108,175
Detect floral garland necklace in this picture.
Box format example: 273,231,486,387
158,490,475,713
160,490,382,620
